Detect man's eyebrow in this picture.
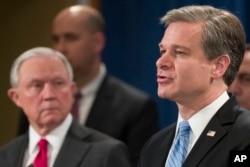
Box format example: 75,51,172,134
158,43,189,51
238,72,250,76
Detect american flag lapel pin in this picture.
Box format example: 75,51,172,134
207,130,216,137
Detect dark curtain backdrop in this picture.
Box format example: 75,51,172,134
100,0,250,128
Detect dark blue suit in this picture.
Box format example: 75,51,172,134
139,94,250,167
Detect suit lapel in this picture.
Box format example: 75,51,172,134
183,94,237,167
53,120,92,167
159,125,176,167
53,137,91,167
86,74,113,128
183,117,227,166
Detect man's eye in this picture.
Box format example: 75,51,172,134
238,73,250,84
175,50,185,55
54,80,66,87
56,81,62,85
51,36,59,43
242,76,250,82
160,50,166,55
32,83,42,88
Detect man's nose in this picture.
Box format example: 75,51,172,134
42,84,56,100
156,53,173,70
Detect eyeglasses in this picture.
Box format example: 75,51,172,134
234,73,250,86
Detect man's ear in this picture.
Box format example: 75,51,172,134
7,88,22,108
211,55,230,78
71,82,77,95
93,32,105,54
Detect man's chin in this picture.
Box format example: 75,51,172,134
41,116,63,127
158,90,171,99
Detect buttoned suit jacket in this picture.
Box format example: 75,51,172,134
138,94,250,167
0,120,131,167
17,74,159,167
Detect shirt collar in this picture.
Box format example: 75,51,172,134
28,114,73,155
177,91,229,139
79,63,106,96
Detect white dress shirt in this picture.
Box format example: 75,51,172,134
166,91,229,165
23,114,73,167
176,91,229,154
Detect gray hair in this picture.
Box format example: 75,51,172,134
160,5,245,85
10,47,74,87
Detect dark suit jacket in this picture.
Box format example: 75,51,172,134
0,120,131,167
138,94,250,167
17,74,159,167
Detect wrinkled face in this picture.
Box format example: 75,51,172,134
51,13,97,81
157,22,212,104
9,56,76,130
228,51,250,110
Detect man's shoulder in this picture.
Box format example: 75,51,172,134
0,135,27,150
0,134,27,161
234,106,250,128
143,123,175,147
74,126,128,155
70,120,125,145
84,126,123,143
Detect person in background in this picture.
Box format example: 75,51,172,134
17,5,159,167
138,5,250,167
0,47,131,167
228,44,250,110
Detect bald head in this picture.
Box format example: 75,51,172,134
51,5,106,88
54,5,105,33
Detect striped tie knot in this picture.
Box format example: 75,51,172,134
178,121,190,136
165,121,191,167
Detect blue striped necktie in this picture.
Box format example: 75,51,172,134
165,121,190,167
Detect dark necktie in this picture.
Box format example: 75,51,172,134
71,92,82,119
165,121,190,167
34,139,48,167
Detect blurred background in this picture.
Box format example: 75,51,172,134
1,0,249,146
